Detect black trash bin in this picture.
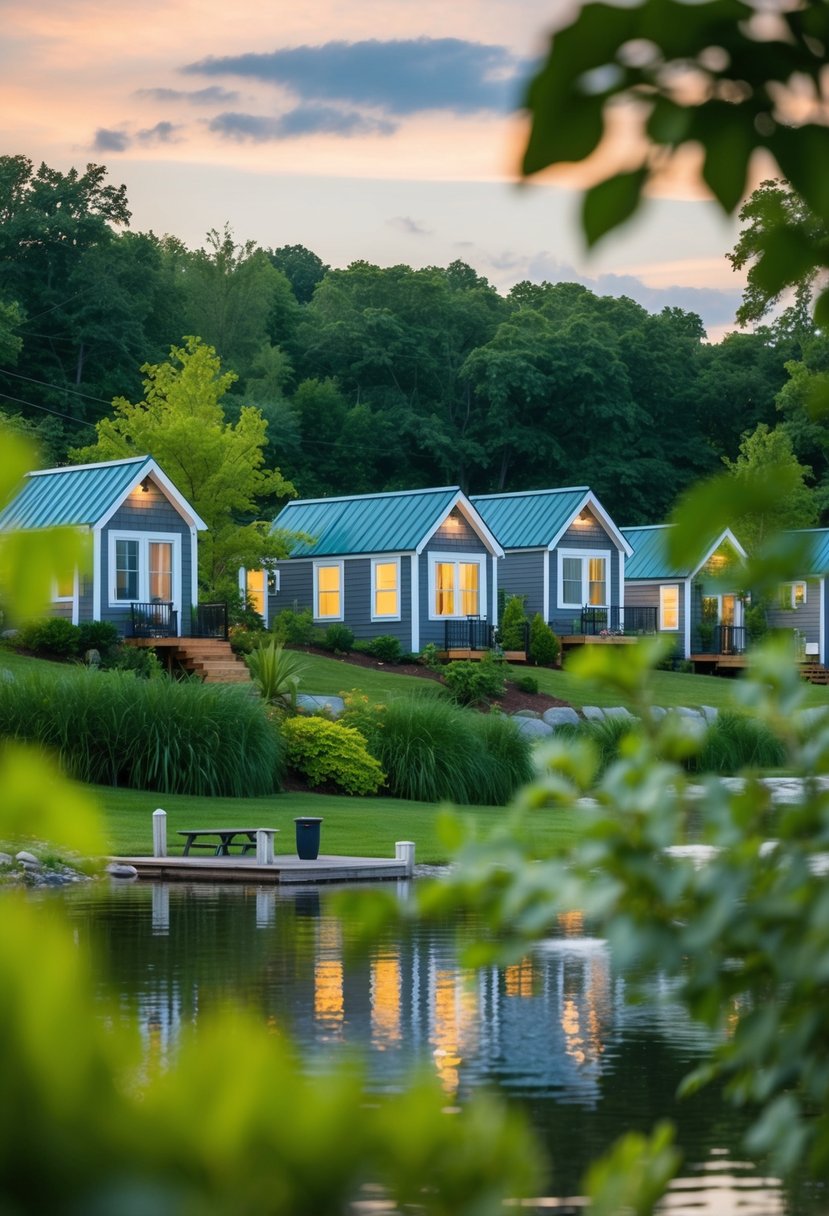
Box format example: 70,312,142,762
294,816,323,861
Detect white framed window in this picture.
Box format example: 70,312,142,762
108,531,180,606
53,571,75,602
779,581,807,610
557,550,608,609
313,561,344,621
659,584,680,631
427,552,487,619
372,558,400,620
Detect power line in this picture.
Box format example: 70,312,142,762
0,390,97,429
0,367,113,406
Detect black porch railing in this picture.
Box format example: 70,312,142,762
443,618,494,651
710,625,747,656
192,602,228,640
129,601,178,638
578,606,658,636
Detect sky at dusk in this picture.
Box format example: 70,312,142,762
1,0,752,338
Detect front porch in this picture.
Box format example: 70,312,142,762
123,602,250,683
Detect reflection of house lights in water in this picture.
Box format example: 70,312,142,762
557,910,585,936
371,952,401,1048
504,958,535,997
561,996,586,1065
315,917,344,1031
432,969,477,1094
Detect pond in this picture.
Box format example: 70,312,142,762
60,878,820,1215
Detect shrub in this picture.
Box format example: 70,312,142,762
17,617,80,659
514,674,538,694
282,716,385,795
106,645,164,679
499,596,529,651
246,638,307,708
366,634,403,664
375,695,531,805
0,670,284,796
272,606,316,646
322,623,355,654
418,642,443,672
690,710,786,774
340,689,387,754
228,626,260,655
529,614,560,667
443,652,506,706
77,621,119,656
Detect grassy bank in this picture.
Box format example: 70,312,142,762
93,784,589,862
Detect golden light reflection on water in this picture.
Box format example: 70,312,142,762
558,910,585,936
504,958,535,998
432,968,478,1093
371,952,401,1049
314,918,344,1033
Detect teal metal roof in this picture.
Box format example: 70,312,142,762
471,488,590,549
623,526,688,580
784,529,829,574
273,487,468,557
0,456,153,530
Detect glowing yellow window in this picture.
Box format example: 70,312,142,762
435,563,455,616
148,542,173,602
373,561,399,618
246,569,266,619
316,564,341,619
54,572,74,600
588,557,606,606
659,584,679,631
459,563,479,615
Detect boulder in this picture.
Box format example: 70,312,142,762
582,706,605,722
673,706,703,719
603,706,635,720
107,863,138,880
513,709,541,719
15,850,40,867
542,706,580,728
296,694,346,718
701,705,719,723
512,717,554,740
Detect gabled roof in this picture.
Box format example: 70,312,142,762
782,528,829,575
273,486,503,558
471,487,632,555
623,524,746,580
0,455,207,531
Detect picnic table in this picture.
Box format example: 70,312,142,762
178,828,278,859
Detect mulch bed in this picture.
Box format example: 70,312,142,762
293,645,572,715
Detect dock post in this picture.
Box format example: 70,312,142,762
256,828,275,866
152,883,170,936
153,808,167,858
395,840,415,875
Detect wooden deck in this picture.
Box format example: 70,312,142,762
112,853,410,885
125,637,251,683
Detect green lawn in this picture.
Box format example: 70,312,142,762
94,784,586,863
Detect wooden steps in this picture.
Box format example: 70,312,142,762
801,661,829,685
126,637,251,684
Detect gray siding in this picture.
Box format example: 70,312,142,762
625,580,686,653
101,482,194,635
549,509,621,635
499,551,545,619
420,510,493,648
766,577,821,656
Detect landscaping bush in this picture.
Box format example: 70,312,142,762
690,710,786,774
271,606,317,646
499,596,529,651
282,716,385,795
374,695,531,805
106,645,164,679
77,621,119,656
0,670,284,796
228,626,260,655
443,652,506,706
529,614,560,667
366,634,403,664
418,643,443,672
340,690,387,754
321,623,355,654
514,674,538,694
246,638,307,708
17,617,80,659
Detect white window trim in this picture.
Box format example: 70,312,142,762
107,530,181,611
52,569,79,626
659,583,680,632
780,580,808,609
427,551,488,621
371,556,401,622
556,549,610,610
313,560,344,622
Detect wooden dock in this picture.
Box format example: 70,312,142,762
112,853,410,885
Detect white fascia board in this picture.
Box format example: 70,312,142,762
683,578,692,658
415,490,505,557
410,553,420,653
821,577,826,665
547,491,633,556
92,525,102,621
95,459,208,533
689,527,748,580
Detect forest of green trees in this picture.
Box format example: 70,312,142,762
1,153,826,532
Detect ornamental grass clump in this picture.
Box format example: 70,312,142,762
282,716,385,795
0,669,284,796
375,696,531,805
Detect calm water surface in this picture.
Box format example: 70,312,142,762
60,879,823,1215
